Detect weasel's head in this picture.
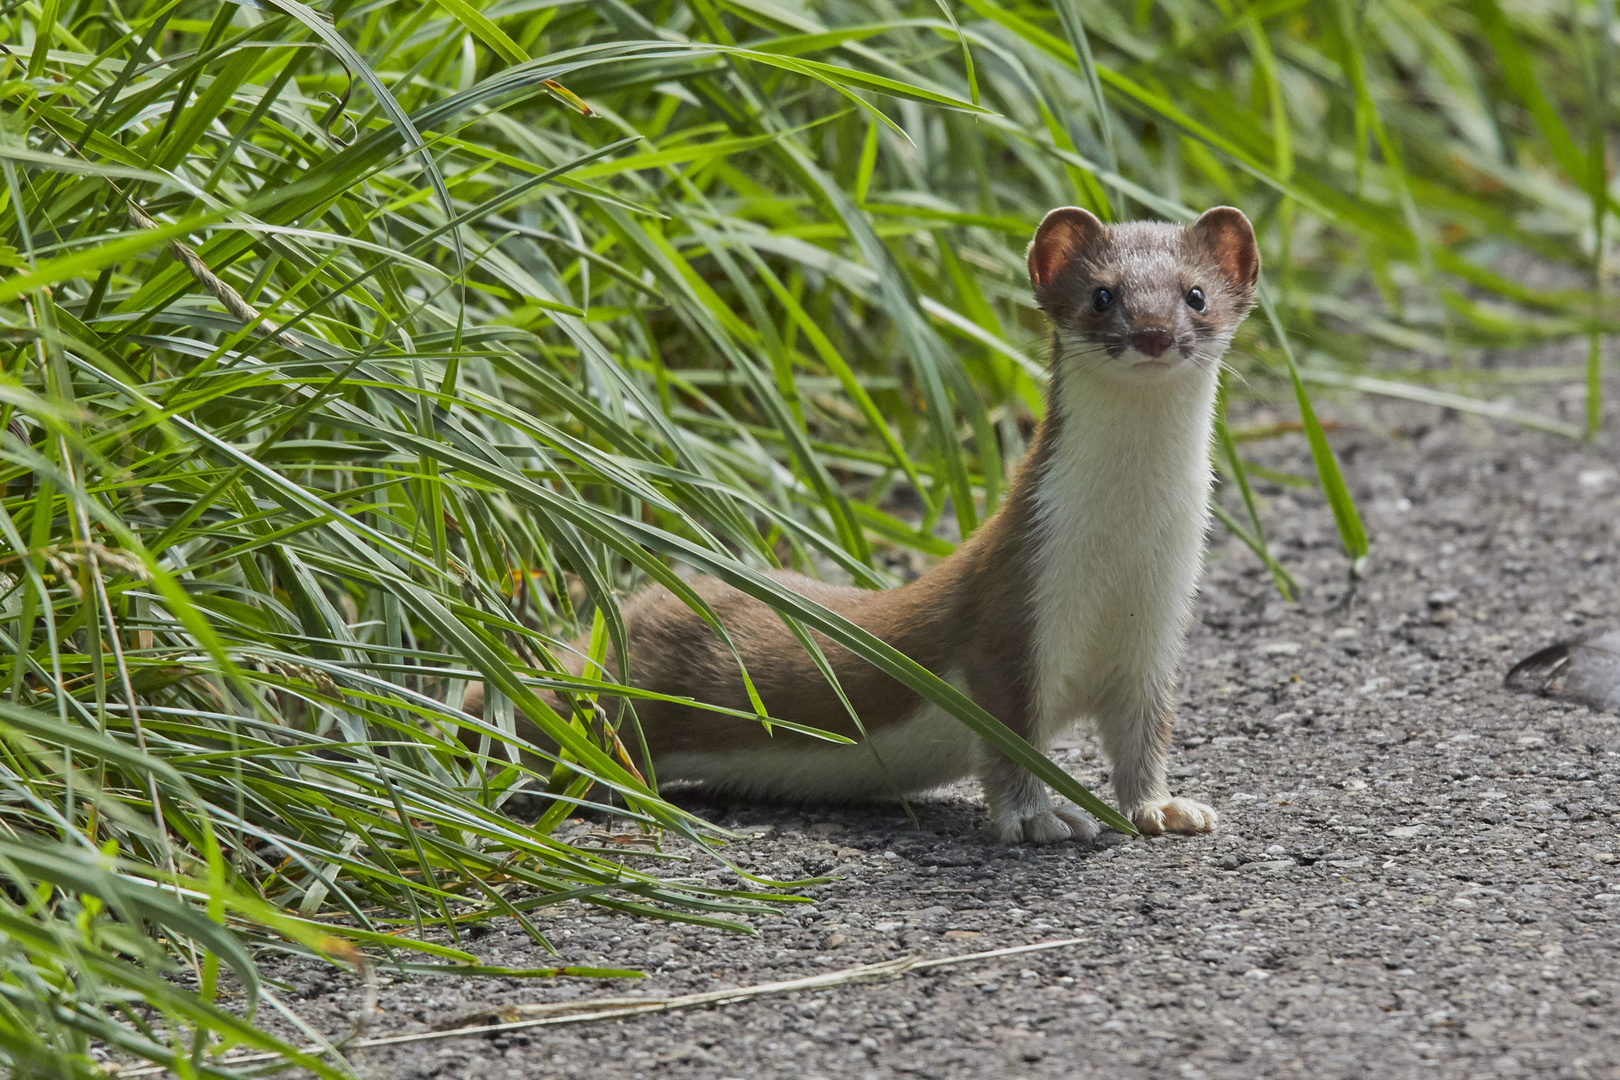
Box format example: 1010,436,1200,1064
1027,206,1259,382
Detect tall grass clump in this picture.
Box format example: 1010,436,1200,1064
0,0,1612,1074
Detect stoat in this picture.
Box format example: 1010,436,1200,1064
465,207,1260,844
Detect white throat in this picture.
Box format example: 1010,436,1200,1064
1029,362,1220,735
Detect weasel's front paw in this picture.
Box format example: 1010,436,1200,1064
996,805,1101,845
1132,798,1218,836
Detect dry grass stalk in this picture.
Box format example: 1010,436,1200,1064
119,937,1087,1075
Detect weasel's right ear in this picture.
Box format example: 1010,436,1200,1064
1027,207,1105,293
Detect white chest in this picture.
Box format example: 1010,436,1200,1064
1029,370,1217,729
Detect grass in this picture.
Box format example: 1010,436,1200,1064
0,0,1612,1074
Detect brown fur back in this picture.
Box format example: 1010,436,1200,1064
467,417,1060,774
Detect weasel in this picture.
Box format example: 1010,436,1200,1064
465,206,1260,843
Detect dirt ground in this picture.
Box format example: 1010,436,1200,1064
260,390,1620,1080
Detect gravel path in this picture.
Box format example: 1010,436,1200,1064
269,402,1620,1080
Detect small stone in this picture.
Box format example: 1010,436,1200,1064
1578,468,1615,491
1245,859,1294,873
1257,641,1302,656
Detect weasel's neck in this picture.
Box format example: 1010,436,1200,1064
974,363,1220,567
900,358,1220,691
1039,365,1220,510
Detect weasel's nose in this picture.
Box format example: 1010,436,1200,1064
1129,328,1173,358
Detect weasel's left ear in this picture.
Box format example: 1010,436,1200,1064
1193,206,1260,290
1028,207,1105,292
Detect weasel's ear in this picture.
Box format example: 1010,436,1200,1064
1027,207,1105,291
1193,206,1260,290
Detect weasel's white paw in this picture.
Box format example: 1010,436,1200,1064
1133,797,1218,836
996,805,1101,845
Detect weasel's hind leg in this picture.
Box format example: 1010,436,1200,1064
976,745,1100,845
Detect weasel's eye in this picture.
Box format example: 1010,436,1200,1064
1186,287,1206,312
1092,288,1113,312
